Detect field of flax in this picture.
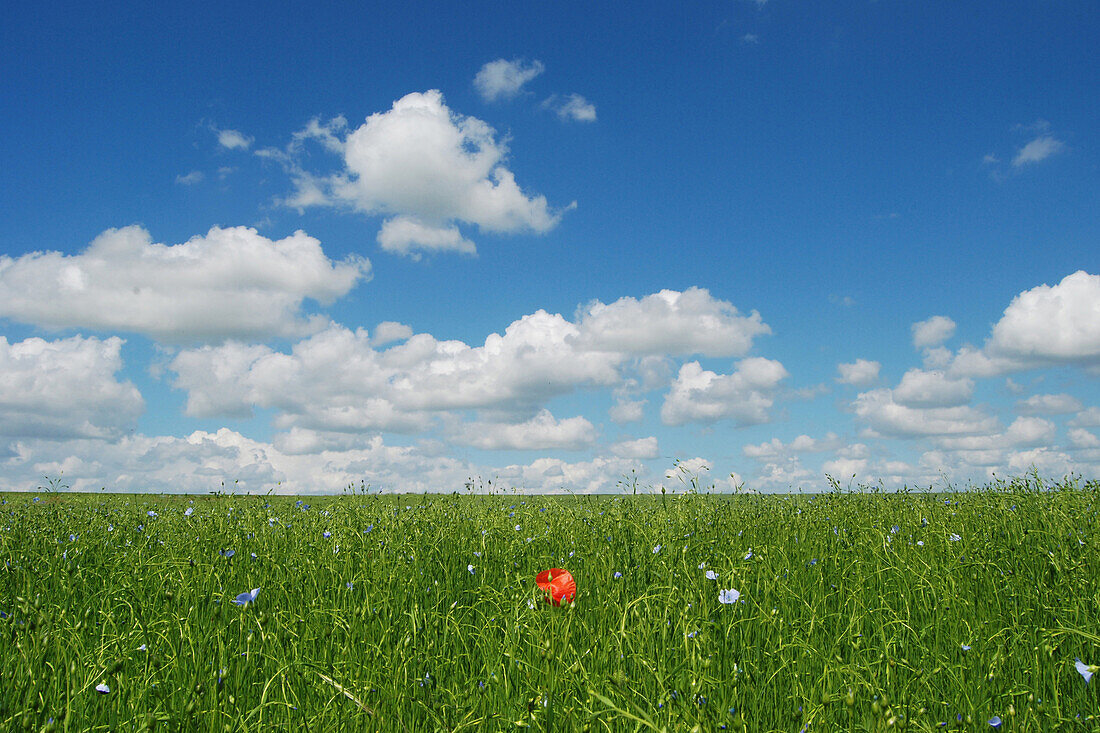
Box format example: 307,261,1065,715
2,477,1099,732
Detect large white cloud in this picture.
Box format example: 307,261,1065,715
988,271,1100,363
933,416,1056,453
891,369,974,408
575,287,769,357
171,289,773,435
661,358,788,426
853,388,999,438
0,336,143,441
454,410,596,451
944,272,1100,379
170,315,620,433
282,91,568,257
0,226,369,342
1016,393,1083,416
1,426,659,494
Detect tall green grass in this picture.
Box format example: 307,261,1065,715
1,477,1098,731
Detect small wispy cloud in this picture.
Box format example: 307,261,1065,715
542,93,597,122
175,170,204,185
829,293,856,307
984,121,1066,180
1012,135,1065,167
474,58,545,102
211,125,254,151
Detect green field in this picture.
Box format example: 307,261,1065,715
2,477,1099,731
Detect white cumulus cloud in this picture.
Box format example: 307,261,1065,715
0,336,143,441
1016,393,1083,415
168,288,777,440
988,271,1100,364
853,388,999,438
743,433,841,459
576,287,770,357
661,358,788,426
1069,407,1100,427
0,225,369,343
837,359,880,386
454,410,597,451
891,369,974,408
376,217,476,259
1068,428,1100,449
281,91,568,258
912,315,956,348
609,436,660,459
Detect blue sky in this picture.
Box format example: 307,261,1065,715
1,1,1098,493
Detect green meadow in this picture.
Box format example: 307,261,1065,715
2,476,1098,732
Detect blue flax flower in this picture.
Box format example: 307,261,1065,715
718,588,741,604
1076,658,1095,683
233,588,260,606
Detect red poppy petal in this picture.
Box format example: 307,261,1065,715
536,568,576,606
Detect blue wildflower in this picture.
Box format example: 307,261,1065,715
718,588,741,604
232,588,260,605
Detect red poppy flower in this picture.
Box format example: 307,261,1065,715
536,568,576,606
